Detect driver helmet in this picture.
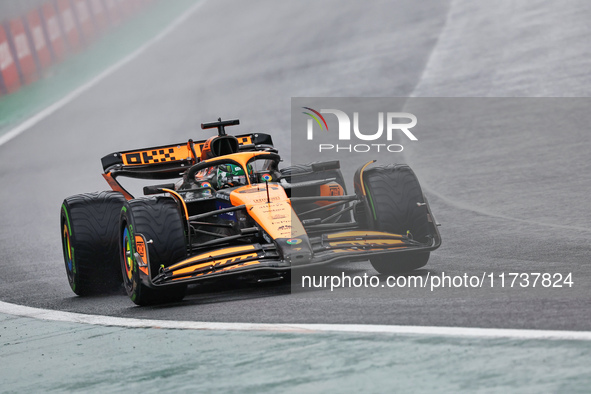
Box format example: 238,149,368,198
216,163,253,188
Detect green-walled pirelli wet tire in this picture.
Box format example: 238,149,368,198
60,191,126,296
120,198,187,306
360,164,431,274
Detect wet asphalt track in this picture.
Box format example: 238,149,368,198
1,0,590,332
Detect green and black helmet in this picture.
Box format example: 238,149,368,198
216,163,253,188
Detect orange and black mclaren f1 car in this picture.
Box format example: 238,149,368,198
60,119,441,305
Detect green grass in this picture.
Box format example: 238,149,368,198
0,0,201,135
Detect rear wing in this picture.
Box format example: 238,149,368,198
101,132,274,180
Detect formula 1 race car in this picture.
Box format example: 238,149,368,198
60,119,441,305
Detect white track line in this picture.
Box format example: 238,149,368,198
2,301,591,341
0,0,207,148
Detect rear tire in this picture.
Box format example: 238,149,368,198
280,163,347,192
281,162,349,222
120,198,187,305
60,191,126,296
359,164,431,274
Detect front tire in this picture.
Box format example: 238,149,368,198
60,191,126,295
120,198,187,305
358,164,431,274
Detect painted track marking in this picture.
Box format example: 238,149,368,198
2,301,590,340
